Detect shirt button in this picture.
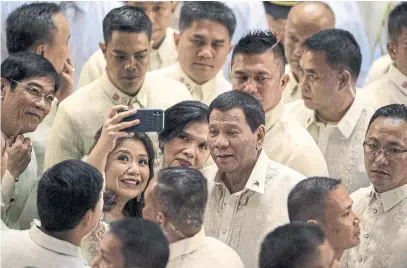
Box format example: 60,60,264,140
373,209,378,213
222,229,227,234
364,234,369,238
358,257,363,262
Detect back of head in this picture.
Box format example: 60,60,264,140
303,29,362,81
288,176,341,223
208,90,265,133
159,100,209,143
232,30,286,73
179,1,236,39
1,52,60,92
103,5,152,44
6,2,60,53
38,160,104,232
155,167,207,229
368,104,407,131
260,222,326,268
109,218,169,268
388,2,407,42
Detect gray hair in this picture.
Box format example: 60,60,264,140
155,167,207,228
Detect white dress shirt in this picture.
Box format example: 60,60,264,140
151,62,231,105
78,28,178,88
362,64,407,110
201,150,305,268
364,54,392,86
44,71,192,171
167,228,244,268
341,184,407,268
264,100,328,177
1,221,89,268
282,64,302,104
286,91,373,193
1,150,37,230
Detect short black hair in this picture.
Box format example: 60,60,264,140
6,2,61,54
155,167,207,229
231,30,286,73
388,2,407,42
208,90,265,133
303,28,362,81
367,104,407,132
103,5,152,44
38,160,104,232
109,219,169,268
179,1,236,39
288,176,341,222
263,1,293,20
88,128,156,218
260,222,327,268
1,52,60,92
159,100,208,144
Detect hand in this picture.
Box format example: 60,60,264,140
6,135,32,178
96,105,140,154
56,57,75,102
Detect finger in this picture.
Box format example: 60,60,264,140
64,60,74,75
23,137,32,147
110,109,137,124
107,105,130,119
6,136,15,148
111,131,135,139
14,135,25,145
109,119,140,132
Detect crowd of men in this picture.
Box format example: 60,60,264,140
1,1,407,268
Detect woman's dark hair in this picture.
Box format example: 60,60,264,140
158,100,209,150
88,127,156,218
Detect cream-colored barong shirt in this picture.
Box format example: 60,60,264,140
264,100,328,177
43,71,192,170
364,54,392,86
167,228,244,268
152,62,231,105
362,64,407,110
78,28,178,88
341,184,407,268
1,221,89,268
282,64,301,104
201,150,304,268
286,92,373,193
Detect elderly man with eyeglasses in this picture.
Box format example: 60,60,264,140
1,52,60,230
341,104,407,268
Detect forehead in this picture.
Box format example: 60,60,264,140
287,6,330,37
108,31,150,51
114,138,148,155
232,52,281,74
325,185,352,212
19,76,56,94
183,121,209,137
209,108,247,126
300,50,332,70
182,19,230,40
130,1,171,8
100,232,123,255
366,117,407,143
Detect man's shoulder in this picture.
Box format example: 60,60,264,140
202,237,244,267
350,185,371,202
265,159,305,184
145,71,192,98
59,80,104,112
200,164,218,182
149,63,178,77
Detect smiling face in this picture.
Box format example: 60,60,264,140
231,51,286,112
105,139,151,202
175,19,232,85
1,76,56,135
101,31,151,95
163,121,210,169
364,117,407,193
208,108,263,174
322,185,360,252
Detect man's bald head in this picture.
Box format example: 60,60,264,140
284,2,335,80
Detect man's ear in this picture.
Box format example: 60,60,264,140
157,212,167,229
306,219,320,225
387,41,397,61
174,32,181,50
1,78,10,101
338,69,352,91
99,42,107,59
279,74,289,93
256,125,266,150
34,44,47,57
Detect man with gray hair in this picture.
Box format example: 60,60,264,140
143,167,244,268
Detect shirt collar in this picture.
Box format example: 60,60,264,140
265,99,284,132
369,183,407,212
213,150,269,194
175,63,218,102
101,71,148,108
29,220,86,261
157,28,177,65
387,63,407,92
285,64,299,96
307,91,364,139
169,228,206,261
